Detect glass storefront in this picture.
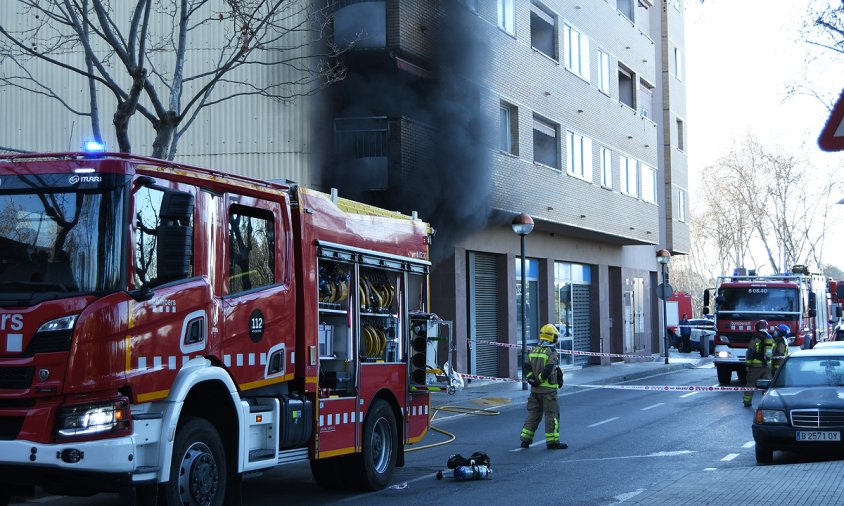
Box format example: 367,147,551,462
554,262,592,366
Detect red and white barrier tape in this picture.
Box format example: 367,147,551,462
572,384,756,392
487,341,649,360
457,372,755,391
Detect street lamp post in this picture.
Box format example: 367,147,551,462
512,213,535,390
656,249,672,365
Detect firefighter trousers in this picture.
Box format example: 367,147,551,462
743,365,771,405
520,391,561,446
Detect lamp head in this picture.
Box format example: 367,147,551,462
511,213,534,236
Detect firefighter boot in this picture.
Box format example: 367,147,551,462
520,441,531,449
547,442,568,450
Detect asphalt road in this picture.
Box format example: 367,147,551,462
14,363,843,505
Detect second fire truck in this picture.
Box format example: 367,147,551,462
703,266,829,385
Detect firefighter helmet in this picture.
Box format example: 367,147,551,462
776,324,790,336
755,320,769,331
539,324,560,343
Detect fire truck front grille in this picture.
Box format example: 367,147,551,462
0,416,24,440
791,409,844,428
0,367,34,390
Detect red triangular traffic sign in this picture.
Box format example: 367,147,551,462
819,87,844,151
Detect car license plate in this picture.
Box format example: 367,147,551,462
796,431,841,441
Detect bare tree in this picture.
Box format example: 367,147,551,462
0,0,351,159
695,134,835,275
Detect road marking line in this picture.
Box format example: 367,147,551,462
704,467,717,471
614,489,645,502
510,439,547,451
641,403,664,410
588,417,619,427
721,453,739,461
559,450,694,463
742,441,755,448
680,391,699,398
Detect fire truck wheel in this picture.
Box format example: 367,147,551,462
716,367,732,386
164,417,227,506
352,399,397,491
310,456,346,490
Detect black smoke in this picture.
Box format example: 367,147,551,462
329,2,493,264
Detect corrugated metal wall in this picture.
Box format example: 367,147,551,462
0,3,317,186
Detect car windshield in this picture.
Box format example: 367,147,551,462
775,357,844,387
0,173,127,305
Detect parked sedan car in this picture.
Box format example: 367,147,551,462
752,349,844,464
687,318,715,355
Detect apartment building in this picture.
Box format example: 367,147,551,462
327,0,690,378
0,0,690,379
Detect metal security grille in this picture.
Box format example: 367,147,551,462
471,253,500,377
572,285,592,366
791,409,844,428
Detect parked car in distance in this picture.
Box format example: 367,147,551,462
752,348,844,464
687,318,716,354
813,341,844,349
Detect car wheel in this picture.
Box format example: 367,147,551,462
755,443,773,464
717,367,732,385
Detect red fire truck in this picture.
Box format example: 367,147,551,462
0,152,454,504
703,266,829,385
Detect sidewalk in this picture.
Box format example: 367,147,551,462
433,349,712,409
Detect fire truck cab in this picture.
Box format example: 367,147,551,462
0,152,454,504
704,266,829,386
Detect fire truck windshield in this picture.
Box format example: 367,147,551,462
0,173,126,304
718,287,799,313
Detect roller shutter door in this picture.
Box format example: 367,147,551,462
471,253,500,377
572,284,592,366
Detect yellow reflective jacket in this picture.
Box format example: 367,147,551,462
524,343,561,393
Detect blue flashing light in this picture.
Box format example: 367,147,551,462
83,141,105,153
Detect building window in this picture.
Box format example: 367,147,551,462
533,115,559,169
228,205,275,294
678,189,687,222
676,118,685,151
598,50,611,95
620,155,638,197
617,0,634,21
600,146,612,188
639,78,654,120
566,130,592,182
530,2,557,60
564,24,590,81
674,47,683,81
498,0,515,35
500,102,518,155
618,63,635,109
642,164,656,203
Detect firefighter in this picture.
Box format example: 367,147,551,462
771,323,790,374
743,320,773,407
520,324,567,450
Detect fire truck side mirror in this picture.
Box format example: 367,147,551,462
809,292,817,309
837,306,843,318
702,290,710,314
